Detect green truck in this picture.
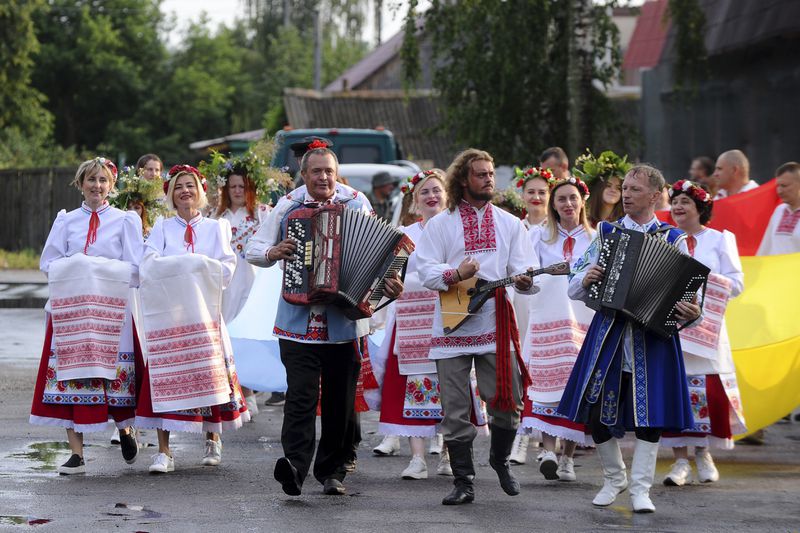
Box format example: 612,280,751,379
272,128,402,175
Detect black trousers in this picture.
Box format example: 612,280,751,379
588,372,662,444
279,339,361,484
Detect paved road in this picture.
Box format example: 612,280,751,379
1,309,799,532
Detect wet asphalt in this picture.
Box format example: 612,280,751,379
1,301,799,531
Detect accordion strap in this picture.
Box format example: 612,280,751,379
674,275,708,335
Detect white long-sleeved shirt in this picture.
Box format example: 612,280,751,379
415,200,537,359
143,214,236,289
757,203,800,256
40,202,143,286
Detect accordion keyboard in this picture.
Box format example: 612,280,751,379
283,218,311,293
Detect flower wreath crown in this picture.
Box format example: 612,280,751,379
514,166,553,189
400,169,438,195
93,157,118,179
669,179,711,203
548,175,591,198
164,164,207,194
197,138,293,205
572,149,632,188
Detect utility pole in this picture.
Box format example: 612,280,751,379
314,9,322,91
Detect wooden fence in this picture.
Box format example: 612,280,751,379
0,167,81,251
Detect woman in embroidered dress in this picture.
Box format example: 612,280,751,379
520,176,596,481
135,165,249,474
30,157,144,474
507,167,552,464
661,180,746,486
370,169,453,479
214,163,271,417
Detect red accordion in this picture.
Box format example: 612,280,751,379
281,203,414,319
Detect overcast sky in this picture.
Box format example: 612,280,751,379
160,0,408,46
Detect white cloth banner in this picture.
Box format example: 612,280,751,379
48,254,131,381
395,280,438,375
680,273,733,360
140,254,231,413
524,275,593,404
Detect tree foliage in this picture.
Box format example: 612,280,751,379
666,0,708,94
0,0,369,168
402,0,630,164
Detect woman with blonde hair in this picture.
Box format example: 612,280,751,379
31,157,144,474
371,169,456,477
520,175,596,482
135,165,249,474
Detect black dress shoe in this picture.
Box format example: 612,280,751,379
323,478,346,495
120,429,138,464
441,483,474,505
274,457,302,496
58,454,85,475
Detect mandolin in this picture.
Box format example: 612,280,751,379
439,261,571,334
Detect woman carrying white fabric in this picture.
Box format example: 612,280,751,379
373,170,451,479
135,165,249,474
213,163,271,416
661,180,747,486
520,175,596,482
30,157,144,474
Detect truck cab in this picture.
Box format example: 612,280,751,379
272,128,401,175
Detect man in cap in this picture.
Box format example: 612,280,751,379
368,171,401,224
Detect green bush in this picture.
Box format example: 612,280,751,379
0,249,41,270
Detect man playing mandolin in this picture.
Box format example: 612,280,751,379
415,148,537,505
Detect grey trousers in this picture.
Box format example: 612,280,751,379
435,351,523,444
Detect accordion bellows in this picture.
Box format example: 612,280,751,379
282,204,414,319
587,228,710,338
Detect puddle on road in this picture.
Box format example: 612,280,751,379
8,442,72,472
103,503,163,520
0,516,52,526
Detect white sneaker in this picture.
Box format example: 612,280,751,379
664,458,692,486
557,455,576,481
437,449,453,476
110,426,120,445
535,449,547,462
509,434,529,465
401,455,428,480
429,433,444,455
373,435,400,456
245,395,259,420
202,439,222,466
539,450,559,480
149,453,174,474
695,450,719,483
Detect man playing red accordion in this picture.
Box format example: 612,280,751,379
246,147,403,496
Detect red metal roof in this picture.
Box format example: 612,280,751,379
623,0,670,70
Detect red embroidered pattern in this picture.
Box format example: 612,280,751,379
458,201,496,253
146,320,230,409
777,208,800,235
431,332,496,347
51,294,127,308
442,269,459,285
273,326,330,341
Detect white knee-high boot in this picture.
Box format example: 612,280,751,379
630,439,659,513
592,439,628,506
